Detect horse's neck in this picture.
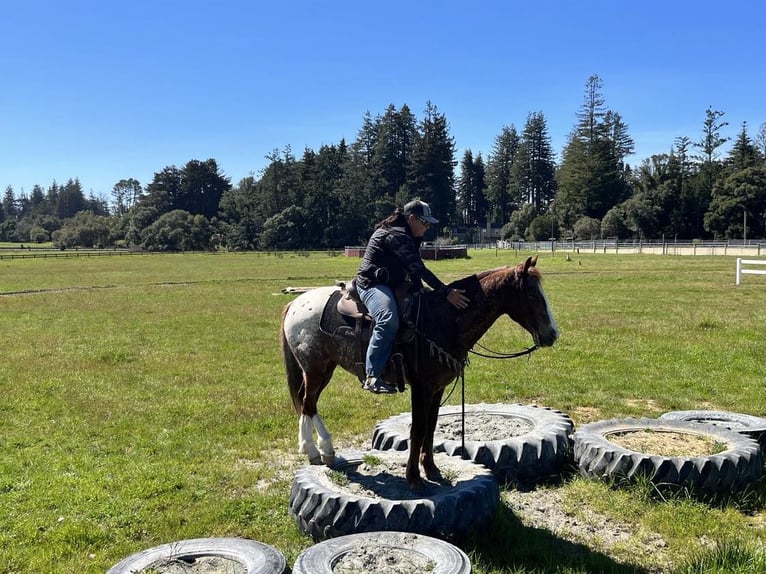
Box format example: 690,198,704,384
457,299,504,352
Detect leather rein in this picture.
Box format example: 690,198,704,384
469,342,538,360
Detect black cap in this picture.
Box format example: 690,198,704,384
403,199,439,224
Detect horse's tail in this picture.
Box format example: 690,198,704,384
281,302,304,413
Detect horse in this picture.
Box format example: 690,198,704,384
280,255,559,490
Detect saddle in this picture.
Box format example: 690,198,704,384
320,280,416,392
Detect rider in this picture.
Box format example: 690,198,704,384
355,199,469,394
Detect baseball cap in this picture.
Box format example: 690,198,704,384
403,199,439,224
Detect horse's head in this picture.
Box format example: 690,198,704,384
505,256,559,348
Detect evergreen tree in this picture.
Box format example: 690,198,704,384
373,104,418,206
516,112,557,211
457,149,480,226
557,75,630,227
704,123,764,239
178,159,231,218
691,107,729,236
142,159,230,219
57,178,87,219
301,142,350,248
727,122,760,171
704,166,766,239
755,123,766,161
3,185,16,220
29,185,47,216
485,125,521,223
257,147,301,220
112,178,143,217
409,101,456,228
218,175,263,250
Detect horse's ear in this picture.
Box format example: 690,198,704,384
523,255,538,273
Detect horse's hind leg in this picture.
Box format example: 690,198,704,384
298,365,336,466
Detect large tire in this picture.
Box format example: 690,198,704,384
107,538,287,574
289,450,498,541
292,531,471,574
573,418,763,494
659,410,766,451
371,403,574,484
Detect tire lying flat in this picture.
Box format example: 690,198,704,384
371,403,574,484
659,409,766,451
289,450,498,541
573,418,763,494
292,531,471,574
107,537,287,574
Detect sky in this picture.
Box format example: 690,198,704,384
1,0,764,200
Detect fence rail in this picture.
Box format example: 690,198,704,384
0,250,143,260
736,258,766,285
496,239,766,257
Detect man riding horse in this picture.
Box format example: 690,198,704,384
355,199,469,393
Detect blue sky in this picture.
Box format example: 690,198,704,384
1,0,764,200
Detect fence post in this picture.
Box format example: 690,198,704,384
736,258,742,285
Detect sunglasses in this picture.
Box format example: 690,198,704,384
415,216,431,228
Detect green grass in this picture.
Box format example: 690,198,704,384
1,250,765,572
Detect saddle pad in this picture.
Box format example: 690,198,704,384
319,289,360,337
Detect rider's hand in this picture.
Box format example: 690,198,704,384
446,288,469,309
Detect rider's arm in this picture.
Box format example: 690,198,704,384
388,233,448,293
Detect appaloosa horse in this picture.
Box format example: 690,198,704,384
280,256,559,490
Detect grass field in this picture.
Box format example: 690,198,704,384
1,250,765,573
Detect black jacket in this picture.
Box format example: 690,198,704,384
356,224,446,293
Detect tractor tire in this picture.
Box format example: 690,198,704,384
292,531,471,574
573,418,763,494
371,403,574,484
288,450,498,541
107,537,286,574
659,409,766,451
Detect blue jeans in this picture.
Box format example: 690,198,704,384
356,283,399,379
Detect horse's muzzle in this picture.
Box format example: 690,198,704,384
535,327,559,348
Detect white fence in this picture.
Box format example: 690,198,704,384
495,239,766,257
736,258,766,285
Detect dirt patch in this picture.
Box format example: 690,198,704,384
608,429,727,457
142,556,245,573
505,488,670,572
435,412,534,441
332,539,434,574
322,452,483,500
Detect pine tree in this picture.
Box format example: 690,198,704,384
374,104,418,205
692,107,729,236
485,125,521,224
516,112,557,211
557,75,630,227
409,101,456,227
2,186,16,220
457,150,490,227
57,179,86,219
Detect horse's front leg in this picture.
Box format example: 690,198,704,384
421,388,445,482
406,382,427,491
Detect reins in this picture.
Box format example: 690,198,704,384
469,342,538,360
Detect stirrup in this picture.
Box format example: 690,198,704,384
362,376,397,394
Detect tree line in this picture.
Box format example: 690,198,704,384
2,75,765,251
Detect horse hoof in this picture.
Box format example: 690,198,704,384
425,468,444,483
309,456,322,465
321,453,336,466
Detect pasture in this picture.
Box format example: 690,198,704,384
1,250,764,573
